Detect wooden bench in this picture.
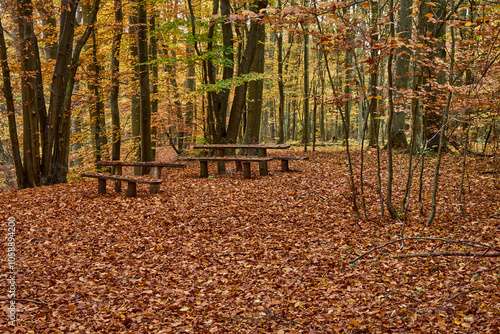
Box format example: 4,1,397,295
96,161,186,192
81,173,162,197
273,156,309,172
192,144,290,175
178,157,273,179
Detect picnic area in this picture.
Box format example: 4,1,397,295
1,0,500,332
1,146,499,333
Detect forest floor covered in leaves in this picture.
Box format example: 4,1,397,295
1,146,499,333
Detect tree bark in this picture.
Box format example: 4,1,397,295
244,25,266,144
225,0,268,143
129,13,141,174
110,0,123,162
17,0,46,187
150,11,158,158
0,19,24,188
303,28,310,151
392,0,412,149
134,0,152,168
368,0,380,148
277,0,285,144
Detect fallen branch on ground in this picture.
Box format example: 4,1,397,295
474,264,500,275
392,251,500,258
350,237,500,263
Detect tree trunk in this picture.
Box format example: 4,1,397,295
110,0,123,162
386,0,398,218
184,47,196,147
134,0,152,168
225,0,268,143
244,26,266,144
421,0,447,151
277,5,285,144
55,0,100,183
150,11,158,158
303,29,310,151
37,1,58,62
392,0,412,149
0,19,24,188
368,0,380,148
129,13,141,174
17,0,46,187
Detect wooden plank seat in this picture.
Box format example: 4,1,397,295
96,161,185,192
273,156,309,172
178,157,273,179
81,173,162,197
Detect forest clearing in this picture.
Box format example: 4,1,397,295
1,0,500,332
1,146,499,333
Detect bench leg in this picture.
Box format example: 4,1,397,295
259,161,268,176
281,159,289,172
235,161,242,172
149,166,161,179
149,166,161,193
258,148,268,176
243,162,251,179
98,178,106,194
217,161,226,175
200,161,209,178
115,165,122,192
126,182,137,197
150,183,160,194
216,148,226,174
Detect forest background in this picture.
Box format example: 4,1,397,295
0,0,498,192
0,0,499,331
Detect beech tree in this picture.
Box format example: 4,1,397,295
1,0,100,188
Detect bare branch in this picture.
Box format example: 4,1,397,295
393,251,500,258
350,237,500,263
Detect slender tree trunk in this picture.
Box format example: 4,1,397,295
386,0,398,218
219,0,233,141
244,26,266,144
56,0,100,183
392,0,412,149
110,0,123,162
37,1,58,62
150,11,158,158
129,13,141,174
368,0,380,148
303,28,310,151
0,19,24,188
134,0,152,168
343,7,354,142
277,21,285,143
184,47,196,147
427,0,455,225
82,2,104,164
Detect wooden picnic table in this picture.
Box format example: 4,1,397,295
96,160,186,192
192,144,290,175
178,156,273,179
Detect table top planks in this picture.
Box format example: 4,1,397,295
96,161,186,168
178,156,273,162
192,144,290,150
